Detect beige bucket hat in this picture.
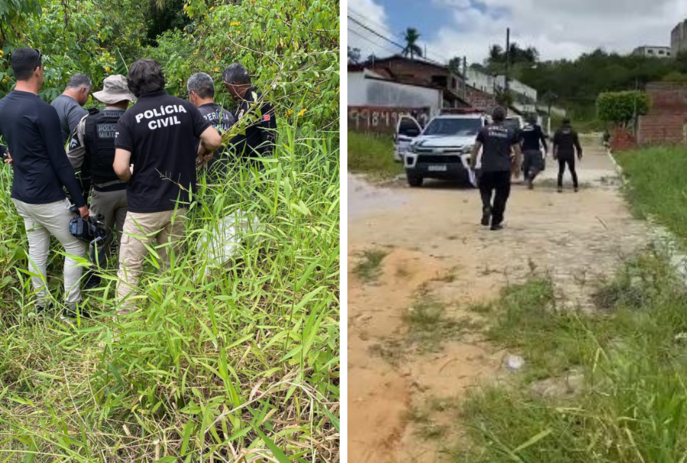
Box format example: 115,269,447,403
93,75,136,104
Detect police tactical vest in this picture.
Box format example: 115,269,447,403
83,109,124,183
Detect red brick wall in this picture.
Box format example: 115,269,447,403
465,85,496,112
366,58,464,93
348,106,428,134
610,127,637,152
638,82,687,145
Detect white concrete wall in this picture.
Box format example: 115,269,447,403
348,72,367,106
348,71,442,113
495,76,537,102
466,68,495,94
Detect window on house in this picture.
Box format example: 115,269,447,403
452,77,457,89
431,75,448,87
658,50,665,55
648,49,654,54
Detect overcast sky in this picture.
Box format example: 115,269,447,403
348,0,687,65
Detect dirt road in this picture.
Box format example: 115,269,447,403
347,143,650,462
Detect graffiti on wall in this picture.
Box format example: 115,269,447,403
348,106,430,133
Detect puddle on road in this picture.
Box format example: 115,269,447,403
348,175,411,220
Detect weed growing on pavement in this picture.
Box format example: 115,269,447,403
403,297,465,353
354,249,388,283
0,122,340,460
456,252,687,463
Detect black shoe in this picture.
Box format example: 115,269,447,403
61,303,92,321
33,302,55,319
481,208,491,226
83,272,101,290
557,186,563,193
574,187,579,193
490,224,504,231
527,179,534,190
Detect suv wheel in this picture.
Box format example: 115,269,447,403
407,174,423,187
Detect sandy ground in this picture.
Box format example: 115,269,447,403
347,144,650,462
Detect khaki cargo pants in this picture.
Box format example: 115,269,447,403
13,198,87,307
116,208,187,311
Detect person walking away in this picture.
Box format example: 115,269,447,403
187,72,236,176
0,48,89,318
67,75,135,287
222,63,277,166
469,106,521,231
113,59,221,313
519,114,548,189
553,117,583,193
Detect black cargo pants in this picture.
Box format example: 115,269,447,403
478,170,511,226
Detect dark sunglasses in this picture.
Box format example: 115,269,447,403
34,48,42,67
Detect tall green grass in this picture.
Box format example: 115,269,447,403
616,147,687,244
0,122,339,461
456,254,687,462
347,131,403,180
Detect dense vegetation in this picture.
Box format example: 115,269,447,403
0,0,339,460
483,45,687,121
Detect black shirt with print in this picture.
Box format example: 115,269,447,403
115,91,210,213
197,102,236,174
229,87,277,161
476,123,519,172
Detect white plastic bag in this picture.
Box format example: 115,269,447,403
197,210,262,276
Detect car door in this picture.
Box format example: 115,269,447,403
394,115,422,161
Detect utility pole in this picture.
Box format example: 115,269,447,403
463,56,468,99
505,27,510,92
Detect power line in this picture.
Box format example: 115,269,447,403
348,8,400,40
348,15,448,66
348,15,406,51
348,7,448,63
347,28,401,57
348,8,450,63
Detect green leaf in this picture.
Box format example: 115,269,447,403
114,46,128,76
252,426,291,463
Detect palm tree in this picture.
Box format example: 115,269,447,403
489,44,503,63
402,28,423,60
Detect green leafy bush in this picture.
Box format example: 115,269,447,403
597,90,649,126
150,0,340,131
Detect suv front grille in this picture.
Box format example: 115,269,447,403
417,155,462,164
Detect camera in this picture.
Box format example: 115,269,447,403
69,206,107,244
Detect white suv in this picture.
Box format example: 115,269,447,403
403,113,488,187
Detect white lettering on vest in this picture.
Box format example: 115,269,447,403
135,114,144,123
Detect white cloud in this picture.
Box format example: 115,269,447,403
425,0,687,65
347,0,400,59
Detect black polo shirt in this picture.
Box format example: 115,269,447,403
115,91,210,213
